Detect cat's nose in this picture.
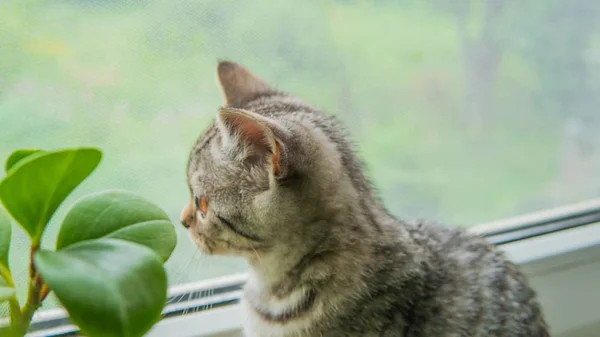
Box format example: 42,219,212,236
180,201,196,229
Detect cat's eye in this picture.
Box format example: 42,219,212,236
194,194,208,217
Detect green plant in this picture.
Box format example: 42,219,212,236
0,147,177,337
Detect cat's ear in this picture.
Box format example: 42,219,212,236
216,61,272,107
216,107,284,176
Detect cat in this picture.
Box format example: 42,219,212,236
181,61,550,337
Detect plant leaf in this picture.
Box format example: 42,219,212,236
106,220,176,262
0,286,15,302
5,149,42,173
0,148,102,242
57,190,176,262
34,239,167,337
0,206,10,268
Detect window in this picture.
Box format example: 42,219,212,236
2,0,600,332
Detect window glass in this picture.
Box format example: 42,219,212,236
2,0,600,316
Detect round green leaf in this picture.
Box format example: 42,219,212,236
0,286,15,302
34,239,167,337
0,207,11,268
57,190,176,262
5,149,42,173
0,148,102,242
106,220,176,262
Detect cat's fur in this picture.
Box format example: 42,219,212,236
181,61,550,337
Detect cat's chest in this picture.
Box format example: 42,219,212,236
242,307,395,337
241,281,320,337
241,297,312,337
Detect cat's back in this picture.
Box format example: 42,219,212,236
394,221,550,336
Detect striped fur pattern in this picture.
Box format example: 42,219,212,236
181,61,550,337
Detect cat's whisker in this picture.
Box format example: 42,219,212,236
168,248,202,306
193,289,201,314
176,248,200,283
197,256,214,313
191,249,211,314
183,290,195,316
172,249,206,311
249,243,263,268
207,257,215,312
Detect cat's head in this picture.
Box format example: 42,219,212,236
181,62,345,258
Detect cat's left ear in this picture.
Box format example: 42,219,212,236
216,107,286,177
216,61,272,107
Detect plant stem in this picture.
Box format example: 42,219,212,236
0,265,13,285
20,275,42,328
7,297,22,327
0,265,23,326
9,244,47,336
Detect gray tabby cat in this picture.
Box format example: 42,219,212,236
181,61,550,337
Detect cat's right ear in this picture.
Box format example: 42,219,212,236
216,61,272,107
